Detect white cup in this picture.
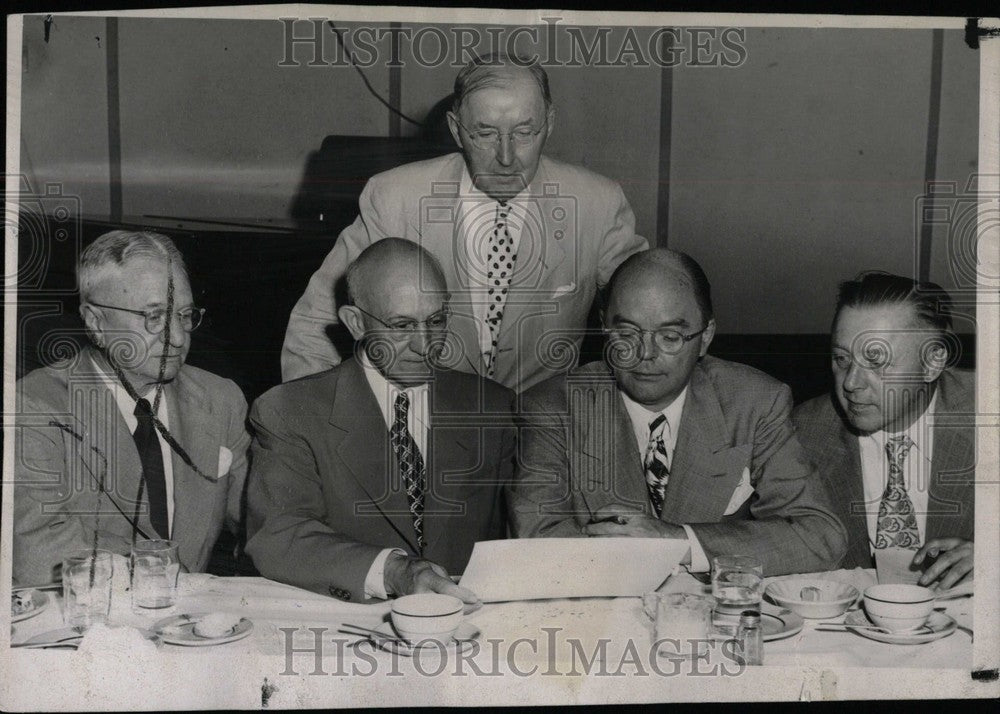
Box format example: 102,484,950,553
863,584,935,632
390,593,463,644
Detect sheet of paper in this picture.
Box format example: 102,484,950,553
458,538,690,602
874,547,923,585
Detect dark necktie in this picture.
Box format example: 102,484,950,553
389,392,426,554
643,413,671,518
875,434,920,550
132,398,169,539
484,202,517,377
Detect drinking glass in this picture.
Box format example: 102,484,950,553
62,549,114,628
130,539,180,613
643,592,716,658
711,555,764,628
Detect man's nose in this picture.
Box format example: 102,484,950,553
160,314,188,346
409,325,433,355
842,361,866,391
495,135,515,166
637,331,659,361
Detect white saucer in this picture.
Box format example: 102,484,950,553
11,590,49,623
153,613,253,646
712,603,804,642
369,620,480,656
843,609,956,644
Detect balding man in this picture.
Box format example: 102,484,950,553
13,230,250,585
281,53,646,392
510,249,846,576
246,239,512,603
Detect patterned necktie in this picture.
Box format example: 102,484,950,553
484,202,517,377
389,392,426,554
875,434,920,550
643,414,671,518
132,398,169,539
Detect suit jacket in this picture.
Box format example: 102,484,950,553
510,357,847,576
280,152,647,392
12,347,250,585
791,369,975,570
244,358,513,602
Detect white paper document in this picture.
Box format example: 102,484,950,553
459,538,690,602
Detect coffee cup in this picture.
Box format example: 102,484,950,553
863,584,935,632
390,593,464,644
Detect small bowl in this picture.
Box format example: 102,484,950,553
390,593,464,644
765,578,860,619
863,584,935,632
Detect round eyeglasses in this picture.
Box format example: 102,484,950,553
605,325,708,356
87,301,205,334
453,117,548,151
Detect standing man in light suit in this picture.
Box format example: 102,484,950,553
281,52,646,392
792,272,976,590
511,249,846,577
13,231,250,585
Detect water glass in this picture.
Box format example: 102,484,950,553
131,539,180,613
711,555,764,624
62,549,114,628
643,592,716,658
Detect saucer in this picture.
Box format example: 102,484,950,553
369,620,480,657
712,603,804,642
11,590,49,623
843,609,956,644
153,613,254,646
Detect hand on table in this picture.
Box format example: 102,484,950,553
583,505,688,539
384,553,481,607
912,538,973,591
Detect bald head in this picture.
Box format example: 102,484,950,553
345,238,448,310
605,249,713,325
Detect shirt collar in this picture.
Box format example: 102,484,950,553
458,163,530,220
870,389,938,458
359,353,430,411
88,352,168,416
619,385,689,444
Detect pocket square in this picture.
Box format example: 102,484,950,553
552,282,577,298
217,446,233,479
723,467,754,515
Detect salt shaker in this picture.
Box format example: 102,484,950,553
737,609,763,666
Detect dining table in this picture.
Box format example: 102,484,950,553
3,560,982,708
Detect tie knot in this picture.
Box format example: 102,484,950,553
394,391,410,417
134,398,154,419
648,413,667,436
885,434,914,462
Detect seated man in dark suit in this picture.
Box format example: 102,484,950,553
510,249,846,576
246,239,513,603
13,230,250,585
792,272,975,590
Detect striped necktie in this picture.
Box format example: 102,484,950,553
389,392,426,554
643,413,671,518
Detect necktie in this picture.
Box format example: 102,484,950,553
132,398,169,539
389,392,426,554
875,434,920,550
484,202,517,377
644,414,671,518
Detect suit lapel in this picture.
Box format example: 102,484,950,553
926,372,976,541
662,366,750,523
826,415,871,568
576,372,649,517
166,372,220,549
328,360,419,554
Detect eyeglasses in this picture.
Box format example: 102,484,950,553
353,305,450,336
88,301,205,334
453,117,548,151
606,325,708,356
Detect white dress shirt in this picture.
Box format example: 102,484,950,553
457,167,529,364
619,386,711,572
91,356,175,536
857,392,937,554
359,355,431,598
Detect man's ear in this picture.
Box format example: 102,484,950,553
446,110,463,149
338,305,367,342
922,339,948,383
79,304,104,347
698,319,716,358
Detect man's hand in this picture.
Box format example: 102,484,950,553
383,553,481,606
583,505,687,539
912,538,973,591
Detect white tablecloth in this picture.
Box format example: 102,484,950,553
3,565,979,708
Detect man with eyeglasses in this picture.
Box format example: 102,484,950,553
246,239,511,603
281,52,646,392
13,230,250,585
510,249,846,577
